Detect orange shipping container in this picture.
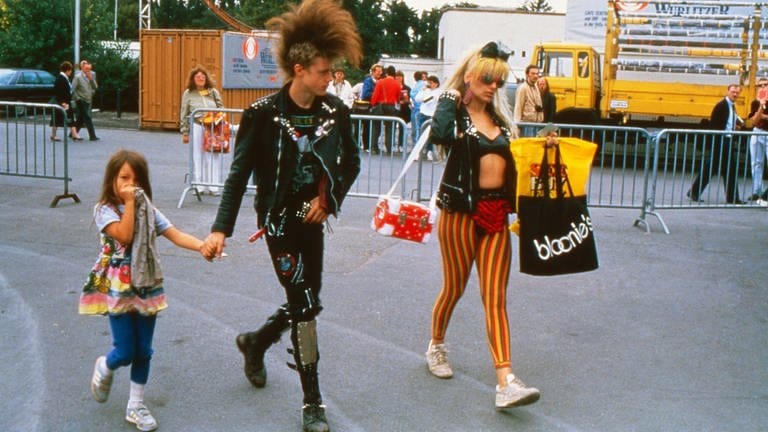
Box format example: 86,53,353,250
140,29,279,130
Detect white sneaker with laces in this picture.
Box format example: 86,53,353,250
425,341,453,378
125,402,158,431
90,356,113,403
495,373,540,409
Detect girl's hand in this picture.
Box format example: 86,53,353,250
119,183,138,203
182,134,189,144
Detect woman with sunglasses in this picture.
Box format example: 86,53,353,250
425,41,540,409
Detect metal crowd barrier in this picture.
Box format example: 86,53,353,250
175,107,766,234
517,122,765,234
177,107,246,208
178,110,413,207
347,114,414,198
0,101,79,207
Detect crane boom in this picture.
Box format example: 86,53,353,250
202,0,253,33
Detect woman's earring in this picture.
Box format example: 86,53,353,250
462,83,473,105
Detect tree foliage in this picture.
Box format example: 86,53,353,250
520,0,554,13
0,0,521,111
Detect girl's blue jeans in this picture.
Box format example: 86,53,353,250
106,312,157,384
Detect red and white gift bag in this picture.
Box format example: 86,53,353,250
370,125,437,244
371,196,436,243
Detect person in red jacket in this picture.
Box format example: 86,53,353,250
370,65,402,154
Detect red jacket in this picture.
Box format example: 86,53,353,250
370,76,401,106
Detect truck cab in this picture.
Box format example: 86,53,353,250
534,43,601,123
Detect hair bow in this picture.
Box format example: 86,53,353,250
480,41,510,62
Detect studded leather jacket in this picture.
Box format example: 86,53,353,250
430,92,516,214
212,84,361,236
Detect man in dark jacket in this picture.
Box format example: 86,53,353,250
688,84,744,204
201,1,362,431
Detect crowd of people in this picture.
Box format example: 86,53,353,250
323,62,450,159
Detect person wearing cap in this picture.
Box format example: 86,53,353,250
326,67,354,108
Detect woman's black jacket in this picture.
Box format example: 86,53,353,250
430,92,516,214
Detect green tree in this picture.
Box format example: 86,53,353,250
153,0,227,30
349,0,387,74
519,0,553,13
239,0,286,28
0,0,74,71
413,8,441,58
381,1,418,56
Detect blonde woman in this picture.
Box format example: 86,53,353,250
426,41,540,410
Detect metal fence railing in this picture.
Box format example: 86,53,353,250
0,101,79,207
174,107,767,234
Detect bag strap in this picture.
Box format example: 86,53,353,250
538,144,574,199
384,125,432,197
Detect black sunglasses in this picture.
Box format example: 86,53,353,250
480,74,506,88
758,83,768,88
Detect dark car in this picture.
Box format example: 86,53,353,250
0,68,57,116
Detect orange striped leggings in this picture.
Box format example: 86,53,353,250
430,210,512,369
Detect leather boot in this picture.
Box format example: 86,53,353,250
236,306,290,388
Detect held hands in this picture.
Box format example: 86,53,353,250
202,232,226,261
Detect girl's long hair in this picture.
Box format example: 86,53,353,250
98,149,152,208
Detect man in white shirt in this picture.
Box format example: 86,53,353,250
415,75,441,160
326,68,354,108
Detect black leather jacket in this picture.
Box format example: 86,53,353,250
430,92,516,214
212,83,361,236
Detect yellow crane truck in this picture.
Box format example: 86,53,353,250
534,0,768,127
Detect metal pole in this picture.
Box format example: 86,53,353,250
114,0,118,40
74,0,80,65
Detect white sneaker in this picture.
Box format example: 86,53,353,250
427,151,434,161
425,341,453,378
756,198,768,207
126,402,158,431
495,374,540,409
90,356,113,403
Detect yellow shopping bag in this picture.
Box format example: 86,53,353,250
509,136,597,234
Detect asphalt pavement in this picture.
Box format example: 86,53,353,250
1,113,767,432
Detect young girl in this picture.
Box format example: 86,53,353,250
79,149,204,431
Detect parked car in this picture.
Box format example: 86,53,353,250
0,68,57,116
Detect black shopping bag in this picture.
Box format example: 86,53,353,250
517,145,598,276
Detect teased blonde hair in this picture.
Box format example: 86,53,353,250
444,47,514,129
267,0,362,78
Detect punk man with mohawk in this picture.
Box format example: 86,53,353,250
202,1,362,430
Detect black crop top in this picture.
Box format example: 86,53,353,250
477,131,509,157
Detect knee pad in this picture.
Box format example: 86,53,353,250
292,319,318,367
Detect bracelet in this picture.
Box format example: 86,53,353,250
439,92,460,102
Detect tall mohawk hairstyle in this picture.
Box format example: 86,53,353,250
266,0,363,78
